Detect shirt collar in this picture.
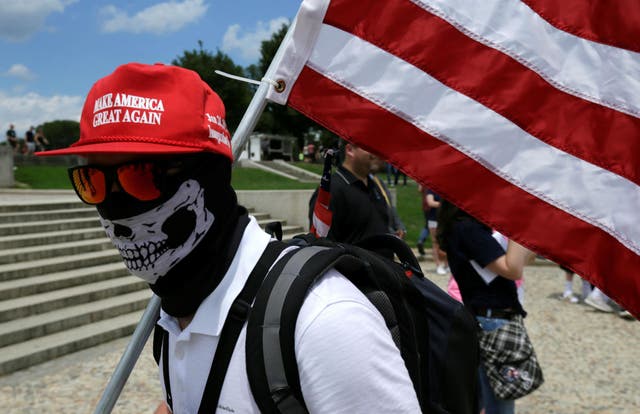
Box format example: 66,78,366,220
157,216,271,339
337,165,361,185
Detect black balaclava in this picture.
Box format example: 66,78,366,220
97,153,248,317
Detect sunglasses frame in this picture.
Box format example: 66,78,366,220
68,155,206,205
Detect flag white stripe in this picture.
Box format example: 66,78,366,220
309,24,640,254
312,213,331,237
415,0,640,118
267,0,330,106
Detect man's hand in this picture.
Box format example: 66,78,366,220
395,229,406,239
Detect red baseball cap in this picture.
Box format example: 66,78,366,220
38,62,233,160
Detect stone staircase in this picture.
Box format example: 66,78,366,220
244,160,321,183
0,200,303,375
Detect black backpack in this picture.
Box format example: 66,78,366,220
153,233,479,413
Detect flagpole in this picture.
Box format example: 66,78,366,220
93,295,160,414
92,18,296,414
231,20,295,158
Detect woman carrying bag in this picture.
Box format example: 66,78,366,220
436,200,542,414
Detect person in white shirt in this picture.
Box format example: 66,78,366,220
39,62,421,413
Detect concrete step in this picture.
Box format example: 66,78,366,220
0,237,114,265
0,310,143,375
251,212,270,221
0,275,146,322
0,201,84,214
0,207,98,224
256,217,304,236
256,217,287,231
282,225,305,238
0,290,151,347
0,262,128,301
0,194,306,375
0,250,122,281
0,217,101,237
0,227,107,250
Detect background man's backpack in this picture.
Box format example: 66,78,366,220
154,233,479,413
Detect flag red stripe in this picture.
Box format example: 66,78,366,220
324,0,640,186
314,197,332,223
522,0,640,54
288,66,640,316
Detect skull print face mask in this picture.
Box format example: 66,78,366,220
94,154,247,317
99,179,214,283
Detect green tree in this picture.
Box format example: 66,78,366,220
40,120,80,150
173,41,252,132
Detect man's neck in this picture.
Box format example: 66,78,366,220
178,315,194,330
342,162,368,185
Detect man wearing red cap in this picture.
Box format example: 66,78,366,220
40,63,420,413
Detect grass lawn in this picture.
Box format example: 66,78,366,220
395,182,423,244
14,165,72,189
378,175,430,249
13,164,429,248
291,162,324,175
230,167,317,190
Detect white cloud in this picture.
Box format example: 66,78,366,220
0,0,78,41
5,64,36,81
100,0,208,35
222,17,289,62
0,91,83,140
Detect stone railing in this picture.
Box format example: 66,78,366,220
0,147,14,187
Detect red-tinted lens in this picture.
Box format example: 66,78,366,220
70,167,106,204
117,162,162,201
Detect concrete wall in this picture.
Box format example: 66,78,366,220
0,147,14,188
237,189,315,229
13,154,80,166
236,187,395,229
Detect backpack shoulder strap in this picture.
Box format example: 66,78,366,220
197,240,290,413
153,240,290,413
152,318,164,365
246,245,367,414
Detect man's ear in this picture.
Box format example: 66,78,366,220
344,142,356,159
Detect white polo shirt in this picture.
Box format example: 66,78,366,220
158,216,421,413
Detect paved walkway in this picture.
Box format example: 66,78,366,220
0,258,638,413
0,190,638,412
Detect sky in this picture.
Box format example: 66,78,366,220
0,0,299,140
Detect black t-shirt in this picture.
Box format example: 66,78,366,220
309,166,390,245
6,129,16,139
426,190,440,221
447,218,525,316
25,130,35,142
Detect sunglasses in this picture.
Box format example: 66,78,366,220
68,157,201,205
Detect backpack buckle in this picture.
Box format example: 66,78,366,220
403,261,424,278
229,299,251,322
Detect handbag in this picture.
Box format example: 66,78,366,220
478,314,544,400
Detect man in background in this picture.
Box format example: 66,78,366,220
369,156,406,239
5,124,17,153
310,142,403,244
25,126,36,154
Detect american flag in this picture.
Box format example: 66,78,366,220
266,0,640,318
310,149,335,238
